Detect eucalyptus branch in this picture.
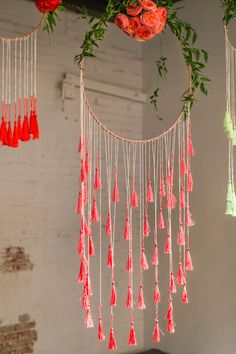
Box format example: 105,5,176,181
220,0,236,24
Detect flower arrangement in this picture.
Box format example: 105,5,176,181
115,0,167,41
35,0,66,32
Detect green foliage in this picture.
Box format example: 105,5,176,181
75,0,209,116
221,0,236,24
44,5,66,33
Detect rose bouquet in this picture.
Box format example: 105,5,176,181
115,0,167,41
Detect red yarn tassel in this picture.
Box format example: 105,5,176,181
94,166,102,190
124,212,131,241
75,191,83,215
166,192,177,209
143,214,150,237
166,166,173,186
80,216,89,237
153,319,160,343
187,169,193,192
166,299,173,321
21,115,30,142
188,128,195,157
185,248,193,271
81,284,90,310
77,233,85,255
7,121,13,147
186,209,195,227
80,160,87,183
151,242,158,266
180,187,185,209
138,284,146,310
83,184,88,206
12,121,19,148
85,273,93,296
126,253,133,272
141,249,149,270
182,283,189,304
91,197,100,222
1,118,8,145
170,272,177,294
78,254,87,283
177,262,184,286
85,152,89,175
98,316,105,341
85,305,94,328
106,212,112,237
154,281,161,304
30,112,40,140
110,281,117,307
181,155,187,176
126,285,133,309
164,233,171,254
128,322,137,346
160,177,166,197
167,319,175,334
158,207,165,230
89,234,95,257
108,328,117,351
177,223,185,246
147,179,154,203
78,135,83,154
112,180,119,203
107,245,114,268
17,115,22,140
131,184,138,208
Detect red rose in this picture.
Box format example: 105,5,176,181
115,14,129,30
156,7,167,22
124,17,141,35
135,25,155,41
152,20,166,35
126,2,143,16
139,0,157,12
140,11,159,28
35,0,61,13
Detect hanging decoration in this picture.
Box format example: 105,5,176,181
222,0,236,216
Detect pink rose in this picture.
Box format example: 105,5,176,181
140,11,160,28
156,7,167,22
124,17,141,35
139,0,157,12
115,14,129,30
135,25,155,41
126,2,143,16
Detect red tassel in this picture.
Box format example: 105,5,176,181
30,112,40,140
98,316,105,341
106,212,112,237
108,328,117,351
164,233,171,254
177,262,184,286
85,305,94,328
131,184,138,207
186,209,195,227
158,208,165,230
166,192,177,209
177,223,185,245
187,169,193,192
185,248,193,271
143,214,150,237
138,284,146,310
182,283,189,304
126,285,133,309
188,129,195,157
128,322,137,346
80,161,87,183
78,254,87,283
180,187,185,209
141,249,149,270
151,242,158,266
17,115,22,140
153,319,160,343
167,319,175,334
124,212,131,241
78,135,83,154
7,121,13,147
80,216,89,237
112,180,119,203
75,191,83,215
81,284,90,309
166,299,173,321
85,152,89,175
160,177,166,197
77,233,85,255
1,118,8,145
21,115,30,142
12,121,19,148
147,180,154,203
107,245,114,268
85,273,93,296
181,155,187,176
83,184,88,206
170,272,177,293
154,281,161,304
126,252,133,272
89,234,95,256
91,197,100,222
94,166,102,190
166,167,173,186
110,281,117,307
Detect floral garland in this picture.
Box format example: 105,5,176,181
35,0,66,32
76,0,209,117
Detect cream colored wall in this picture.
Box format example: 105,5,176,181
143,0,236,353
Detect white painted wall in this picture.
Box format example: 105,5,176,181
143,1,236,354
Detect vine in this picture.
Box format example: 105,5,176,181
75,0,210,117
221,0,236,24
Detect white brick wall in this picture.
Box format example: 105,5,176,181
0,1,145,353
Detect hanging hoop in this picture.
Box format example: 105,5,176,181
0,13,46,42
